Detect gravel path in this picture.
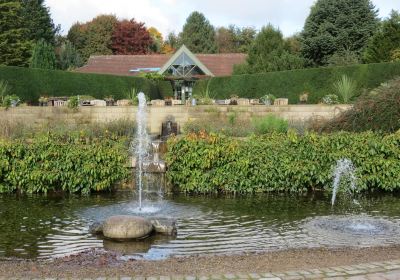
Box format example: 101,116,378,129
0,246,400,278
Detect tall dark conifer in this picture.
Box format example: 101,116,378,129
364,10,400,63
180,11,217,53
30,39,56,69
0,1,32,66
301,0,379,66
21,0,58,45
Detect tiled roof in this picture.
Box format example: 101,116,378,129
75,53,246,77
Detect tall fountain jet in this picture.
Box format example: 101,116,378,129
131,92,150,211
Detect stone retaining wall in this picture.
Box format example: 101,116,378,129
0,105,351,135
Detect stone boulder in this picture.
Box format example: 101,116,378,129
89,221,103,234
102,215,153,240
150,218,177,236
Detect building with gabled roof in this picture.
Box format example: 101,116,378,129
76,45,246,101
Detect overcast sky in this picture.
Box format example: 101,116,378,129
46,0,400,38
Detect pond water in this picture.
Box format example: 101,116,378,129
0,191,399,260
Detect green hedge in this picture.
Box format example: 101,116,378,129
166,131,400,193
193,62,400,104
0,66,172,103
156,80,174,98
0,133,129,194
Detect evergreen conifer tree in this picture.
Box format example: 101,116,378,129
301,0,378,66
235,25,305,74
180,11,217,53
21,0,58,46
0,1,32,66
30,39,56,69
364,10,400,63
58,41,82,70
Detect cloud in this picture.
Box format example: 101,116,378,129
46,0,399,38
46,0,177,35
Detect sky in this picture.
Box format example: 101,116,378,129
46,0,400,38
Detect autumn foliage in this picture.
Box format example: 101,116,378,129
111,19,153,55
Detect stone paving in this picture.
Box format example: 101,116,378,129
120,259,400,280
1,259,400,279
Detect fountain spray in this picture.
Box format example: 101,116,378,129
331,158,357,206
131,92,150,211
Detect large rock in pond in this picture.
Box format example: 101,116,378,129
102,215,153,240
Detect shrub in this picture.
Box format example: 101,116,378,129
260,94,276,105
333,75,357,103
183,114,253,137
0,118,135,140
166,131,400,194
321,94,339,105
252,115,288,134
0,133,129,194
126,87,138,105
1,95,20,109
67,96,79,109
193,62,400,103
321,77,400,133
0,66,171,103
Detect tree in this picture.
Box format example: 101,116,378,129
235,26,257,53
327,50,360,66
165,32,180,48
364,10,400,63
163,32,180,53
301,0,379,66
216,25,257,53
161,43,175,54
21,0,58,46
235,25,305,74
111,19,153,55
148,27,163,53
29,39,56,69
67,15,117,61
284,34,302,55
57,41,82,70
180,11,217,53
0,1,32,66
216,26,236,53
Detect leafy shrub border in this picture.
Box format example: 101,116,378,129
166,131,400,194
0,134,129,194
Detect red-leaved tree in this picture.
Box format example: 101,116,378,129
111,19,153,55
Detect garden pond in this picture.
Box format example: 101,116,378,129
0,191,400,261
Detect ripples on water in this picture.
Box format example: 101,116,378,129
0,192,399,260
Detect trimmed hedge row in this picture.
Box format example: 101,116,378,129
0,133,129,194
193,62,400,104
0,66,172,103
166,131,400,193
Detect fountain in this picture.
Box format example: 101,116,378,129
88,93,176,241
129,93,167,212
130,92,150,211
331,158,357,206
303,158,400,245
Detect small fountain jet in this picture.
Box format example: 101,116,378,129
331,158,357,206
